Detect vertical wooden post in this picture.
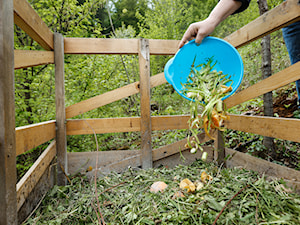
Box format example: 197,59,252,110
54,33,68,185
139,38,153,169
214,130,225,165
0,0,18,224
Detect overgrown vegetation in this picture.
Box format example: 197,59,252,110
23,160,300,224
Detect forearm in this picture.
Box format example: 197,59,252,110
207,0,242,27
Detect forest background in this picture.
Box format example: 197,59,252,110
15,0,300,179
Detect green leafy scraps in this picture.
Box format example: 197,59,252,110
181,57,233,153
23,160,300,225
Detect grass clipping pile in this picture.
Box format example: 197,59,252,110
182,58,232,155
24,160,300,224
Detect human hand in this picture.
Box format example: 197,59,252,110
178,18,217,48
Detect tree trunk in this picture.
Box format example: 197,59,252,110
257,0,275,156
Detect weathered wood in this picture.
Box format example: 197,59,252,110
54,33,67,185
18,155,56,224
64,38,139,54
224,62,300,108
152,132,211,161
66,115,190,135
224,0,300,48
225,114,300,143
65,72,166,119
13,0,53,50
68,133,211,175
16,120,56,156
68,150,140,175
14,50,54,69
153,146,214,169
17,141,56,211
225,148,300,193
139,39,152,169
0,0,18,223
213,130,225,165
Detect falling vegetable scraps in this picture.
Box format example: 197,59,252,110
181,57,232,154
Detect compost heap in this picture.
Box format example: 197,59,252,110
24,160,300,224
181,58,232,154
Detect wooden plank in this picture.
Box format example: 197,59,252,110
148,39,179,55
16,141,56,211
13,0,53,50
67,117,141,135
68,133,211,175
224,62,300,108
213,130,225,165
64,38,181,55
67,150,140,175
0,0,18,223
224,0,300,48
18,155,56,223
225,114,300,143
64,38,139,54
54,33,68,186
14,50,54,69
65,72,166,119
66,115,190,135
16,120,56,156
152,132,212,161
153,146,214,169
225,148,300,193
139,39,152,169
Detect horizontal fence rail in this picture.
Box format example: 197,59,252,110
14,50,54,69
224,61,300,108
224,0,300,48
16,120,56,156
66,115,190,135
64,38,179,55
225,114,300,143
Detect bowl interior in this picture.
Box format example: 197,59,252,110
164,37,244,101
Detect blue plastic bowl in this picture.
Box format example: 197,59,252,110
164,37,244,101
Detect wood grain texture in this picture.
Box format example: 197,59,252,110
66,115,190,135
16,120,56,156
224,0,300,48
14,50,54,69
139,39,152,169
64,38,139,54
224,62,300,108
13,0,53,50
225,114,300,143
0,0,18,223
225,148,300,193
54,33,68,186
16,141,56,210
148,39,179,55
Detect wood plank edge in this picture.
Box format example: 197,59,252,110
16,140,56,210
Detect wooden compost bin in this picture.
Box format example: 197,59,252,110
0,0,300,224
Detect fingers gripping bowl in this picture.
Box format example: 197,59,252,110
164,37,244,101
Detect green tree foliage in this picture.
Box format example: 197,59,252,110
15,0,298,177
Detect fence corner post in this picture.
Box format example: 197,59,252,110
54,32,68,185
0,0,18,223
